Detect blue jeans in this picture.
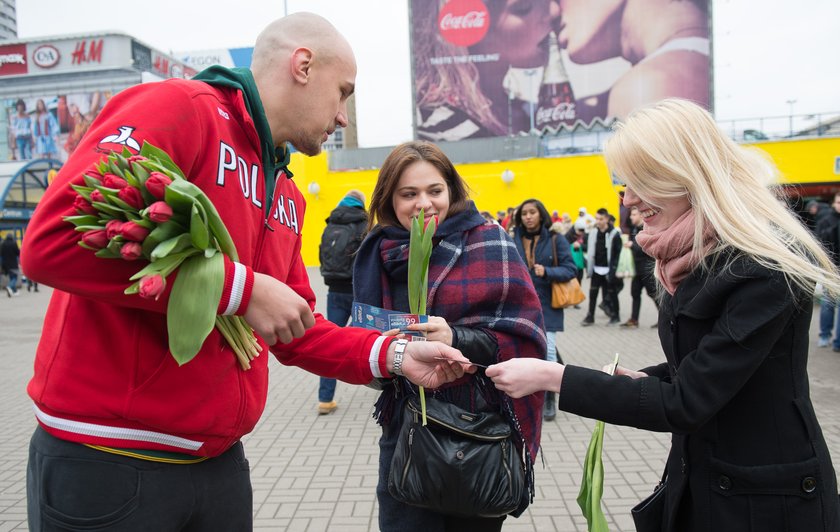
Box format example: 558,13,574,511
319,291,354,402
16,136,32,159
4,268,18,292
546,330,557,362
819,298,840,348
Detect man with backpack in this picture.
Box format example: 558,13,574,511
317,190,368,414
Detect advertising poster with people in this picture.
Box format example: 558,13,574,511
411,0,711,141
4,91,111,162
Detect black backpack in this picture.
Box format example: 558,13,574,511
319,214,366,282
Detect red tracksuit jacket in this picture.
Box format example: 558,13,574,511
22,78,392,457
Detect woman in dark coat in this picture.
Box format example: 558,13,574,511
487,99,840,531
511,198,578,420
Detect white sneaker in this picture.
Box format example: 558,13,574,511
819,337,830,348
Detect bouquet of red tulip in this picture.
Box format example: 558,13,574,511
64,143,261,370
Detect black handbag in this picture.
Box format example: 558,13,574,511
388,394,525,518
631,471,667,532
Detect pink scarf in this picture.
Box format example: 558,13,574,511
635,209,716,295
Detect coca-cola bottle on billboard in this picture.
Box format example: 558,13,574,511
535,32,576,131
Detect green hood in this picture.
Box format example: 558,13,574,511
193,65,292,214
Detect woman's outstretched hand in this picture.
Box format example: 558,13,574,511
486,358,563,398
406,316,453,345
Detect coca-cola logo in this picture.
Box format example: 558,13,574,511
536,103,577,127
438,0,490,47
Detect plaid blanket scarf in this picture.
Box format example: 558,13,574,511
354,203,546,467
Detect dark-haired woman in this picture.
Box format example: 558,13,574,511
511,198,578,420
354,141,545,531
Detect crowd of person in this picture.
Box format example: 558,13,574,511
16,11,840,532
489,199,660,331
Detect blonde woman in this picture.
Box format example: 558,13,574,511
487,99,840,531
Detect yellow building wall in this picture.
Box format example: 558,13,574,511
291,136,840,267
749,137,840,185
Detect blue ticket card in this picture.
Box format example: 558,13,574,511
352,302,428,337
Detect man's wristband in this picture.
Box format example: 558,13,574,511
392,339,408,377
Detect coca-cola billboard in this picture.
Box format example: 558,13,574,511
411,0,712,141
438,0,489,47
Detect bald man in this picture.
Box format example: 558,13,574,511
22,13,471,531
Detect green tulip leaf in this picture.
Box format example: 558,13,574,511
167,253,225,365
132,162,150,182
73,225,103,233
142,219,189,257
576,354,618,532
104,194,136,212
64,215,100,227
140,142,186,179
121,169,140,189
94,246,122,258
124,280,140,295
151,233,195,260
190,203,210,250
163,183,198,215
194,192,238,261
115,153,131,172
91,201,127,218
108,160,126,179
82,174,102,188
71,184,93,201
129,248,201,280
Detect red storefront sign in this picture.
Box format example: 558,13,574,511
0,44,28,76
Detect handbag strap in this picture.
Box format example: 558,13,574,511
551,234,557,267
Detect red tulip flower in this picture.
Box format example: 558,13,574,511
105,220,124,240
120,221,151,242
127,155,148,168
102,174,128,189
138,274,166,300
89,190,105,204
119,241,143,260
81,229,108,249
118,186,145,209
146,172,173,199
147,201,173,223
73,195,97,215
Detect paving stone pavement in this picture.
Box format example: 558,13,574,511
2,270,840,531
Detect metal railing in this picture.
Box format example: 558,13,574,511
331,111,840,171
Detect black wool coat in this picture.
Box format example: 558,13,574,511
559,252,840,532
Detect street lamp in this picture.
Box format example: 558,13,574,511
786,99,797,137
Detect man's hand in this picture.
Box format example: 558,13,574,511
486,359,563,398
406,316,453,345
243,272,316,345
397,341,475,389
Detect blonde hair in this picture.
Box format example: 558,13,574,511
604,98,840,299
